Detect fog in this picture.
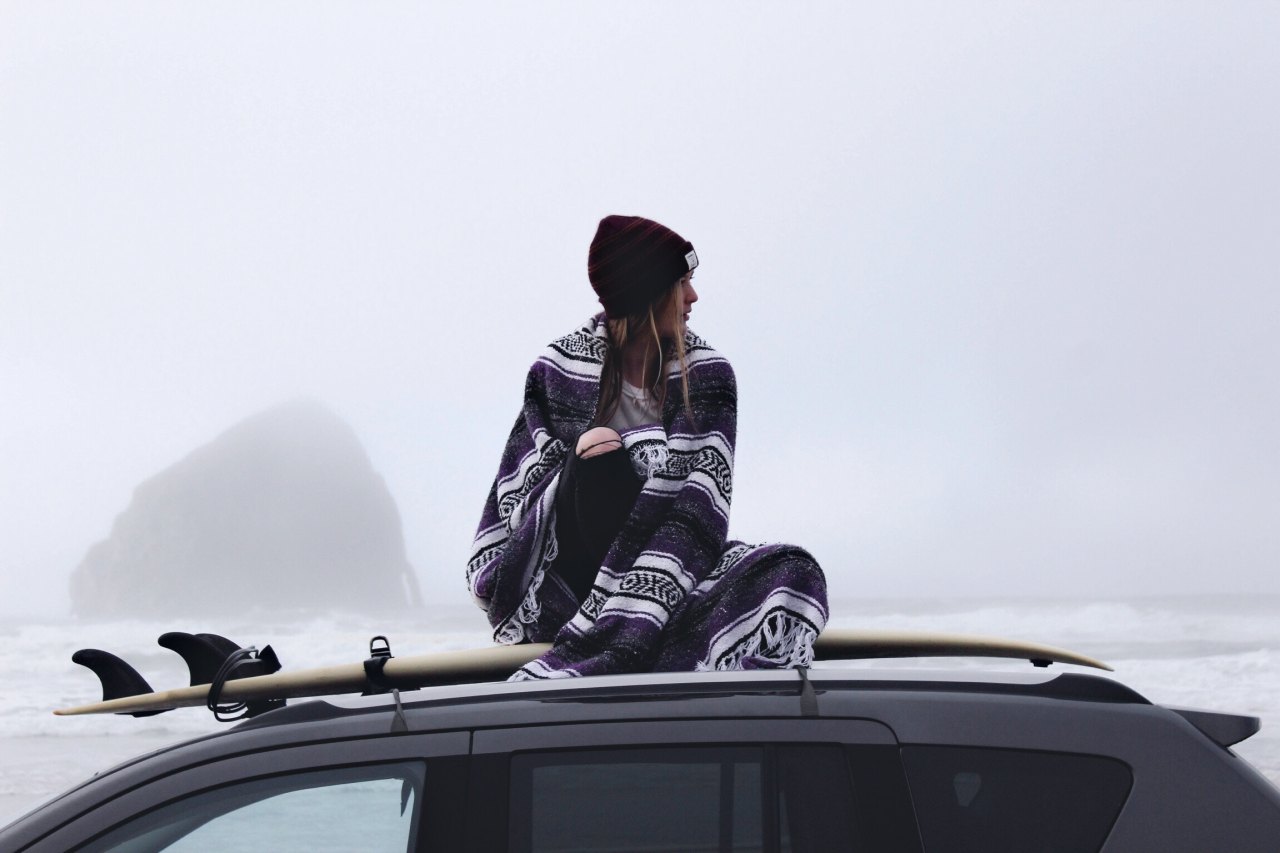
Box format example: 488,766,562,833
2,2,1277,619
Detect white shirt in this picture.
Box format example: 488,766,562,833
607,381,662,432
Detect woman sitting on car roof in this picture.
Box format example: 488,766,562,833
466,214,828,679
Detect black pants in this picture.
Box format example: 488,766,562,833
552,446,644,603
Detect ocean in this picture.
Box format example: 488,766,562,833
2,596,1278,827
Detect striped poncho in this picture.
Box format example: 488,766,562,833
466,315,828,679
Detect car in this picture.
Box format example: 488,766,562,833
3,651,1279,853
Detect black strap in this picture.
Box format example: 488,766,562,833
797,666,819,718
363,635,396,696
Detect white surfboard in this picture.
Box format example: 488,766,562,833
53,629,1110,717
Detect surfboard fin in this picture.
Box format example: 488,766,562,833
70,649,168,718
158,631,247,686
157,631,285,722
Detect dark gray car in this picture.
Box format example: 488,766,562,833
3,667,1278,851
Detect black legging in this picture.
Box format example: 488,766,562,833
552,445,644,603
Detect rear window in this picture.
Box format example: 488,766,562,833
902,745,1132,853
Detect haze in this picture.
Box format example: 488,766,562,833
2,2,1277,619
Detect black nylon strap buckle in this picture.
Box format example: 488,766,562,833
362,635,395,696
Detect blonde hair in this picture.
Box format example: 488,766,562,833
596,280,693,425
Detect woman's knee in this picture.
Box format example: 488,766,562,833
576,426,624,459
721,544,827,597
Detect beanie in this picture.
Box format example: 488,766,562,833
587,215,699,319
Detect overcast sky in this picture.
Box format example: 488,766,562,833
2,2,1277,618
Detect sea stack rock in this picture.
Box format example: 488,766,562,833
70,399,423,618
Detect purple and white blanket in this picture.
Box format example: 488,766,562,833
466,315,828,678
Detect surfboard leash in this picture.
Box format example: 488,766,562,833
206,644,283,722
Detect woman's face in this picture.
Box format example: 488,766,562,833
657,273,699,338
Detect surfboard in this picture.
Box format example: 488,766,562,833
53,629,1110,718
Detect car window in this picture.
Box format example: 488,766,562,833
81,761,424,853
509,745,859,853
901,746,1132,853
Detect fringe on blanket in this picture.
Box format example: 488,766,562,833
696,607,820,672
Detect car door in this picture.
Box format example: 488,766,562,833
464,718,923,853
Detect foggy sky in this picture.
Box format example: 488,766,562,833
2,2,1278,618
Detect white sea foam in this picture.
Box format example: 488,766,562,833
2,598,1277,825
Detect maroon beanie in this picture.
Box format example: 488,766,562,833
587,215,699,318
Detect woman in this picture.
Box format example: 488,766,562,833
467,215,828,679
